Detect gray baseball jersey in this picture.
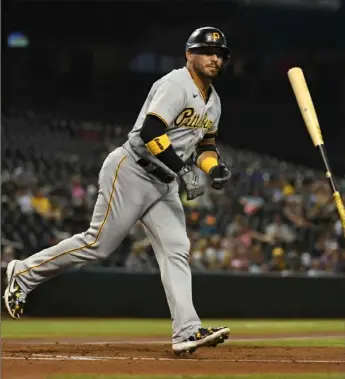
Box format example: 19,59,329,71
127,66,221,173
11,66,222,344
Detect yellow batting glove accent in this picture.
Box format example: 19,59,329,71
145,134,171,156
200,156,218,174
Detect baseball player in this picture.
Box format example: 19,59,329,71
4,26,231,355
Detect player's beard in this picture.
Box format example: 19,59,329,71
194,62,221,79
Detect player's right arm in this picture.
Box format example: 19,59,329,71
139,80,186,173
195,110,230,190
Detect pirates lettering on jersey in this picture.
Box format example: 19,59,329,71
174,108,213,131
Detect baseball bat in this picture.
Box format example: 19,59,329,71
287,67,345,235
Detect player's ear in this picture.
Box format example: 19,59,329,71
185,50,192,63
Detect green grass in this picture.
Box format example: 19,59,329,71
1,319,344,339
48,374,345,379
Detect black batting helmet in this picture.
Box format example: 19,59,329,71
185,26,230,62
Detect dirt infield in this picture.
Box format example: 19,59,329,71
2,334,345,379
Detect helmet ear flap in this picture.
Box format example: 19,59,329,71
217,51,231,75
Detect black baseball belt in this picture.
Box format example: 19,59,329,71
137,158,175,184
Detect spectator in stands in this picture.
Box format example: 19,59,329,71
283,195,311,228
2,169,11,183
265,213,296,246
311,230,338,259
45,197,64,225
238,189,265,217
218,237,233,269
85,182,97,209
281,177,296,198
307,180,336,225
225,214,245,238
186,210,202,232
31,188,52,218
230,243,249,272
268,175,289,204
197,185,216,211
70,175,86,207
268,247,287,272
226,214,273,247
204,234,223,270
301,250,312,272
334,244,345,274
190,238,209,271
1,245,15,268
16,187,33,214
307,258,326,277
334,219,345,238
199,214,218,237
248,243,267,274
285,248,302,273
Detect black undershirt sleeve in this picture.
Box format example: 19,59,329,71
139,114,185,173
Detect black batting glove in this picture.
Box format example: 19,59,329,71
209,163,231,190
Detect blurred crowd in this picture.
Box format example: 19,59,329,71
183,175,345,276
2,110,345,277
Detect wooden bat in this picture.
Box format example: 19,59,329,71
288,67,345,235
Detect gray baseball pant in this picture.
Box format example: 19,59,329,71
12,146,201,343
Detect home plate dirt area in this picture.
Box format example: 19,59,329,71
2,333,345,379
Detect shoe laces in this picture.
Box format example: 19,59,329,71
192,328,213,340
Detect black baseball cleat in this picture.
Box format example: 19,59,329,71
172,326,230,355
3,260,27,319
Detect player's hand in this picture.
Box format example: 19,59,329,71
178,165,205,200
209,163,231,190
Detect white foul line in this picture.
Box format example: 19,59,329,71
2,354,345,364
2,356,106,361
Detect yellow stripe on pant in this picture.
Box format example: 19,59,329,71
14,156,127,277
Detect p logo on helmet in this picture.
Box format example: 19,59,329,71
205,32,220,43
212,32,220,41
